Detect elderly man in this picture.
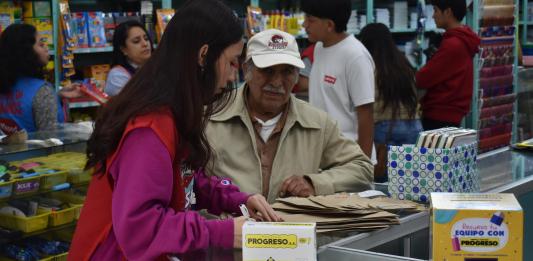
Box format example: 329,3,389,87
206,29,373,203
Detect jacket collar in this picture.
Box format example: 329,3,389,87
210,84,321,130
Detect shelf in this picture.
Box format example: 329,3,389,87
73,46,113,54
0,182,89,203
390,28,417,33
68,101,100,109
21,221,77,240
519,21,533,25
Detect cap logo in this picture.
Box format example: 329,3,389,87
268,35,288,50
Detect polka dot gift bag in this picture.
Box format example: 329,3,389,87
387,143,479,203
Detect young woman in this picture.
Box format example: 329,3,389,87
104,20,153,96
358,23,423,182
69,1,281,260
0,24,70,134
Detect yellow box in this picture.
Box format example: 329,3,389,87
431,193,523,261
242,222,316,261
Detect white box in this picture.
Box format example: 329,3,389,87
242,222,317,261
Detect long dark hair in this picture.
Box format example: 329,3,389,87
358,23,417,121
0,24,44,93
111,20,154,75
86,0,243,173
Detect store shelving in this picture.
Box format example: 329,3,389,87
73,46,113,54
68,101,100,109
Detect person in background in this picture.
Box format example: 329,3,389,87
206,29,373,203
69,1,281,260
104,20,153,96
302,0,376,162
358,23,422,182
293,43,315,94
416,0,480,130
0,23,80,135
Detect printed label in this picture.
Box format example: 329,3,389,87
451,217,509,252
324,75,337,85
245,234,298,249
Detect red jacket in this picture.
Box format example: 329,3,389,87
68,109,185,261
416,26,480,124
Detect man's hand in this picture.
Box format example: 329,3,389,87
245,194,283,222
279,175,315,198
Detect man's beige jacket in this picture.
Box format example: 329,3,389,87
206,86,373,203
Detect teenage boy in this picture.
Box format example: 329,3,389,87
302,0,375,161
416,0,480,130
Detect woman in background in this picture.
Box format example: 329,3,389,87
104,20,153,96
0,23,79,134
358,23,422,182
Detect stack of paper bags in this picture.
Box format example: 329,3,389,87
271,193,425,233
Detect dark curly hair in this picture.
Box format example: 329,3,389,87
86,0,243,174
0,24,44,94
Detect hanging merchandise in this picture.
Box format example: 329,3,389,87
86,12,106,48
72,12,89,48
155,9,175,42
476,0,517,152
58,0,76,86
246,6,265,36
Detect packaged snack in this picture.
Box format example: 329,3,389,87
86,11,106,48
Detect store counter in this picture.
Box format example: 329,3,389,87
169,148,533,261
318,147,533,260
0,124,91,161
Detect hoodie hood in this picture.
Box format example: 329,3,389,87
444,26,481,56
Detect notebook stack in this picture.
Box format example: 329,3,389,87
415,127,478,148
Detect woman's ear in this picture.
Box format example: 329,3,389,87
198,44,209,67
120,46,128,57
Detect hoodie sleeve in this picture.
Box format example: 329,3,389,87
416,38,472,89
193,169,250,215
109,128,234,260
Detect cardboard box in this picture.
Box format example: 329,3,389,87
431,193,523,261
243,222,316,261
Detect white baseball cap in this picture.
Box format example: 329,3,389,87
246,29,305,69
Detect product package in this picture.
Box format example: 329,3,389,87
71,12,88,48
86,12,106,48
103,13,115,46
388,142,479,202
246,6,265,36
155,9,175,42
24,17,53,49
242,222,316,261
431,193,523,261
83,64,110,87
